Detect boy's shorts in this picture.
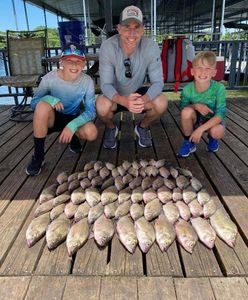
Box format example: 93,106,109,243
194,112,225,129
48,111,79,134
115,86,149,114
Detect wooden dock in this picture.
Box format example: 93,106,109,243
0,98,248,299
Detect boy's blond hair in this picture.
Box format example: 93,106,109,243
192,51,216,68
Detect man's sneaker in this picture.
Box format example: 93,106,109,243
69,136,82,153
103,126,118,149
26,156,45,176
134,124,152,148
207,136,219,152
177,139,196,157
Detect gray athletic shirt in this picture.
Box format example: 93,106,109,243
99,34,164,100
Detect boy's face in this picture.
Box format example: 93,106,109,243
191,59,217,83
60,57,85,80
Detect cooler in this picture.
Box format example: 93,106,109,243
213,56,225,81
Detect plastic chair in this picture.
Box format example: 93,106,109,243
0,29,47,122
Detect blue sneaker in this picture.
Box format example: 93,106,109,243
177,140,196,157
207,136,219,152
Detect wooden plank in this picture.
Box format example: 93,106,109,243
227,101,248,121
229,98,248,112
106,235,144,276
63,276,101,300
210,277,248,300
138,277,177,300
25,276,66,300
73,238,108,275
0,276,31,300
175,278,215,300
0,133,34,185
226,109,248,131
146,242,183,276
225,118,248,147
100,277,137,300
0,123,33,161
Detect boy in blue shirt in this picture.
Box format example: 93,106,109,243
178,51,226,157
26,43,97,176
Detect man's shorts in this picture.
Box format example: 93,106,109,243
47,111,79,134
115,86,149,114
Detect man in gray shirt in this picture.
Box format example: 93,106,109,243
96,5,167,149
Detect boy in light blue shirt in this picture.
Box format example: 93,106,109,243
26,43,97,176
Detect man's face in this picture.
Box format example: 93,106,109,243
118,20,144,50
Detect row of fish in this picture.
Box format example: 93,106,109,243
26,159,238,256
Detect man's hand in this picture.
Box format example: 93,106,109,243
59,126,73,144
189,127,204,143
194,103,213,116
125,93,145,113
54,102,64,111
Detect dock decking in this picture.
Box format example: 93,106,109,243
0,99,248,299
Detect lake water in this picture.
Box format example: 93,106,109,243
0,53,17,105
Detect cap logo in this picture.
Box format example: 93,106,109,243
70,44,77,53
127,8,139,17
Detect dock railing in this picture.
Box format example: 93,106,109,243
0,40,247,103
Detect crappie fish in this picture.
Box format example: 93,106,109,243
39,184,58,203
50,203,66,221
34,199,54,218
197,189,211,205
93,215,115,247
188,199,203,217
116,215,138,254
46,217,71,250
175,201,191,221
143,188,157,204
85,187,101,207
210,208,238,248
157,186,172,203
175,219,198,254
66,218,89,256
71,187,86,205
74,202,90,222
162,201,180,224
183,186,197,204
191,217,216,249
203,198,217,218
135,217,155,253
115,200,131,219
101,186,118,205
190,177,203,192
52,192,70,206
130,203,144,221
131,187,143,203
104,201,118,219
88,202,104,224
176,175,190,190
56,182,69,196
118,187,132,203
56,171,68,184
26,212,50,247
154,214,176,251
144,198,161,221
64,202,78,219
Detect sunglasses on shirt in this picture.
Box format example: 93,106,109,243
124,58,132,78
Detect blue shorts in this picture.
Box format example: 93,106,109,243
194,113,225,129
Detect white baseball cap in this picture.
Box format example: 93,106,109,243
120,6,143,26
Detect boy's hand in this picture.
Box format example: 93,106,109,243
59,127,73,144
54,102,64,111
190,127,204,143
194,103,213,116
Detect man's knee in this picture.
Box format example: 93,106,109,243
96,95,112,116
